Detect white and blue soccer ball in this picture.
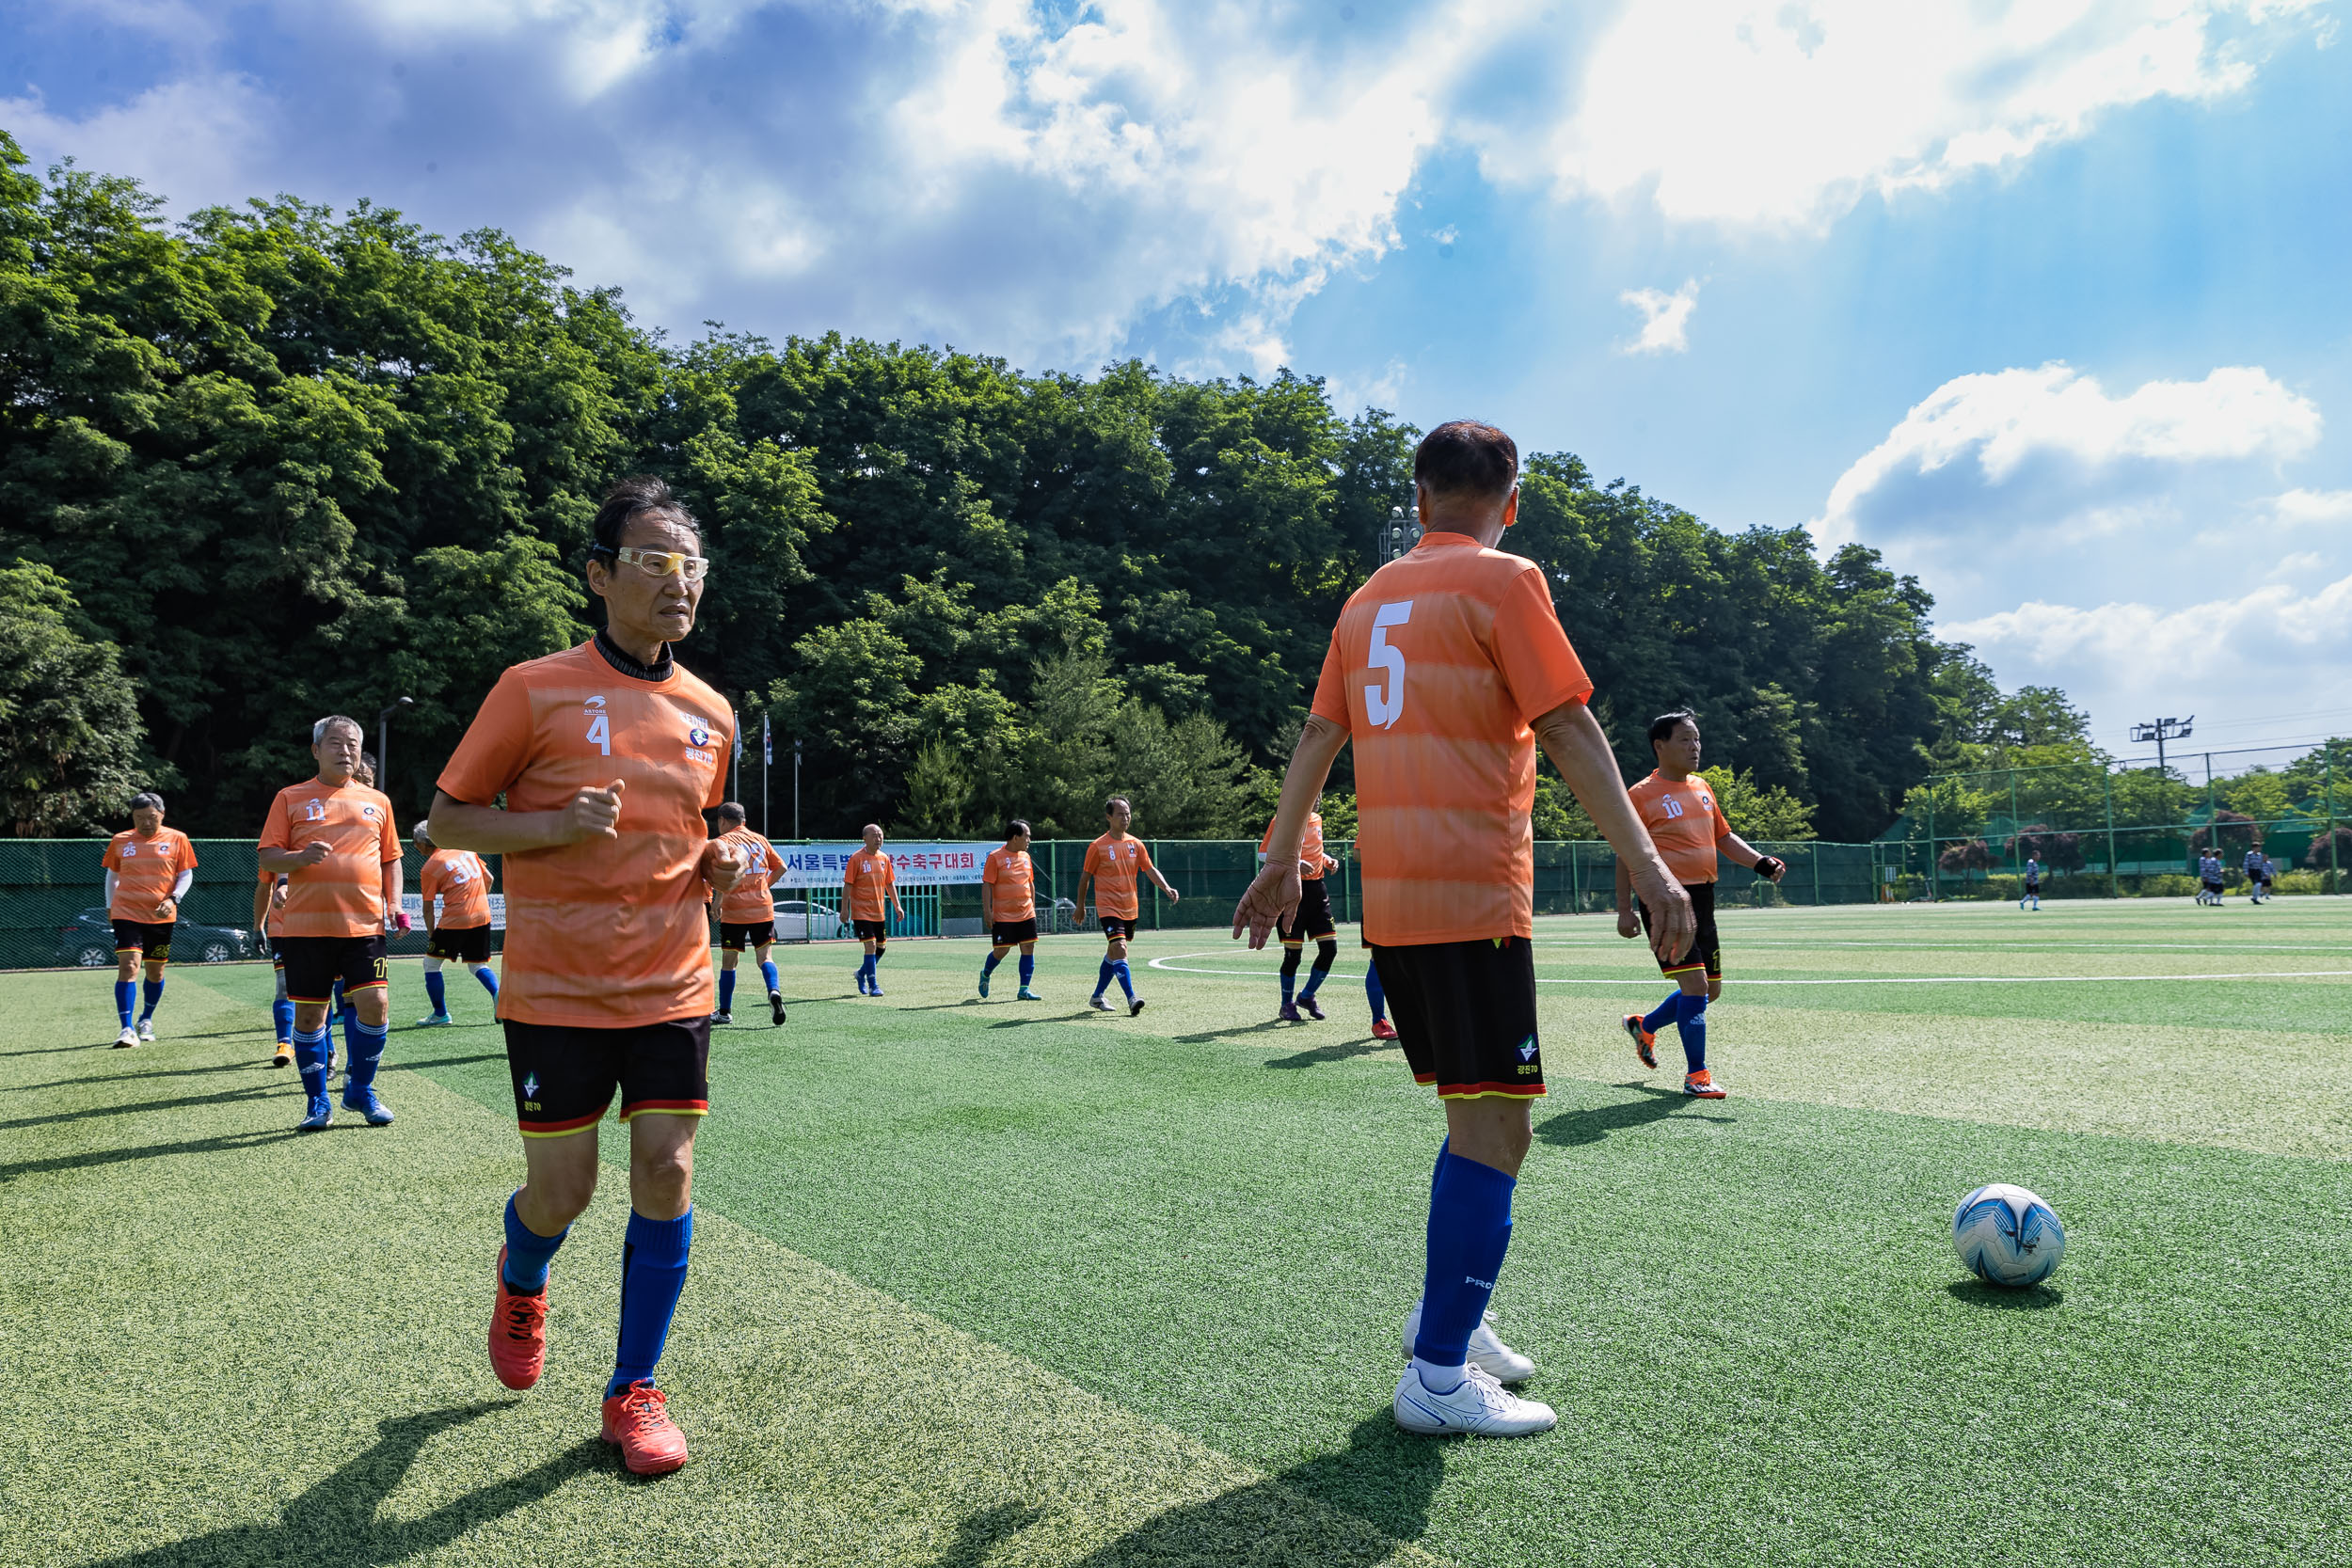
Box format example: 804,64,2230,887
1952,1182,2065,1288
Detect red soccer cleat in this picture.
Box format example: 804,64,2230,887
1623,1014,1658,1069
487,1247,548,1391
1683,1069,1727,1100
1370,1017,1399,1040
601,1380,690,1475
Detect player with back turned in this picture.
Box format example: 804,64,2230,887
100,791,198,1048
708,802,787,1026
1615,710,1787,1100
428,475,741,1477
1236,420,1693,1438
411,818,501,1025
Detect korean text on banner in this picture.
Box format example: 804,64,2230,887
774,843,990,887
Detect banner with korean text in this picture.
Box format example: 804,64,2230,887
774,842,991,887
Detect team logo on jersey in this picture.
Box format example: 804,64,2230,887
1517,1037,1538,1062
687,722,711,747
584,695,607,710
304,800,326,821
522,1072,540,1100
361,803,381,820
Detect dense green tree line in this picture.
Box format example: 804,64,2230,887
5,132,1973,841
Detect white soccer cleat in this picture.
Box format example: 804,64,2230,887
1400,1302,1536,1384
1391,1363,1555,1436
136,1019,155,1042
114,1025,139,1049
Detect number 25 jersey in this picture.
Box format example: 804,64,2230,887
1311,532,1593,947
437,641,732,1027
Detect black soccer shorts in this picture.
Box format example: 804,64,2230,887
280,934,389,1004
426,923,492,964
504,1016,710,1138
1277,878,1336,943
1371,935,1544,1100
719,920,776,952
1099,915,1136,942
111,919,175,961
852,918,889,944
991,917,1039,946
1640,881,1722,980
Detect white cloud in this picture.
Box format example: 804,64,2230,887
1532,0,2325,229
1815,362,2322,550
2272,487,2352,524
1946,573,2352,737
1618,279,1699,356
0,74,272,202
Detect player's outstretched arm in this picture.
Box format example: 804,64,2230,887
1530,700,1693,964
428,782,627,853
1233,712,1347,948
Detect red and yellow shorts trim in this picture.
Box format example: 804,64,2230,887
503,1015,711,1139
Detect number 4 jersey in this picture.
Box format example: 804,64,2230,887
1310,531,1593,947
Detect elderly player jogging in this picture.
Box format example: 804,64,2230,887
1234,420,1693,1439
977,819,1044,1000
258,718,405,1127
1615,710,1787,1100
411,819,501,1025
709,802,787,1026
845,826,905,995
100,791,198,1048
1077,796,1180,1014
428,475,741,1477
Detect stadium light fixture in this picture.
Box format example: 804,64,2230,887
376,695,414,799
2129,715,2194,778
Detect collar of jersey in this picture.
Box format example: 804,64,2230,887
1416,531,1485,549
593,628,675,682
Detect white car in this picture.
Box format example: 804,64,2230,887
771,897,849,942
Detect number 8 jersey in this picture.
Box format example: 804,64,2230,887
437,640,734,1027
1311,531,1593,947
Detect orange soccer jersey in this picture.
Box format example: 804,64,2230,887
421,848,494,927
103,829,198,922
437,641,732,1027
1260,811,1330,880
258,781,400,938
843,850,897,922
1629,771,1730,885
716,829,786,924
982,847,1036,922
1083,835,1153,921
1311,532,1594,946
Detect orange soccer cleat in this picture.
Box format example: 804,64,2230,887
487,1247,549,1391
1370,1017,1399,1040
1622,1015,1658,1070
1682,1069,1727,1100
601,1380,690,1475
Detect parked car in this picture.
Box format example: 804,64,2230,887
771,897,849,942
57,907,257,967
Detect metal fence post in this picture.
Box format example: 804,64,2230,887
2104,765,2120,898
2329,747,2341,895
1927,795,1937,902
1810,843,1820,906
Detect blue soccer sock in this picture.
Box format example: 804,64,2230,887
1018,954,1035,987
138,977,165,1022
1297,941,1336,1000
859,952,878,982
981,949,1004,977
1642,989,1682,1036
1094,958,1114,998
114,980,136,1028
1279,945,1301,1004
1411,1148,1516,1389
473,964,499,998
718,967,737,1012
501,1192,569,1294
344,1017,389,1093
759,958,779,994
272,997,294,1045
609,1208,693,1396
1112,959,1136,1001
1677,991,1709,1072
423,968,448,1015
293,1024,330,1099
1366,959,1387,1022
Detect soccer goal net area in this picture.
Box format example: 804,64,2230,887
1883,744,2350,901
0,837,1888,972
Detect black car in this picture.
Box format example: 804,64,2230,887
56,907,258,968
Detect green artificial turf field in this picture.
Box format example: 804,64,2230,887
6,896,2350,1566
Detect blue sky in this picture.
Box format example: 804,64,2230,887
6,0,2349,757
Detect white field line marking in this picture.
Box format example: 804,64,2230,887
1145,954,2352,987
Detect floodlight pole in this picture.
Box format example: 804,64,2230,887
375,696,413,801
794,738,803,841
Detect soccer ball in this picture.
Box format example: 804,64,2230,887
1951,1182,2065,1288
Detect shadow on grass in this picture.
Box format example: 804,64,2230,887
0,1127,299,1183
0,1083,278,1132
1171,1019,1295,1045
1264,1039,1387,1070
9,1058,266,1091
1947,1278,2065,1310
87,1402,606,1568
1535,1085,1733,1147
388,1053,505,1071
930,1501,1050,1567
986,1012,1099,1030
1063,1413,1445,1566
